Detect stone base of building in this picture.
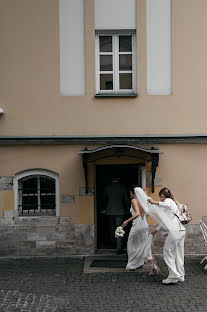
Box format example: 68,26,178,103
150,222,207,255
0,217,206,257
0,217,94,257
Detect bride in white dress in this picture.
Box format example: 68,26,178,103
122,188,157,274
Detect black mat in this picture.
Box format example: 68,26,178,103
90,260,127,268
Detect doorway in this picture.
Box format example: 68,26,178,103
96,164,142,250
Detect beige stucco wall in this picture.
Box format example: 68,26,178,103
0,144,206,224
0,145,85,222
156,144,206,224
0,192,4,218
0,190,14,218
0,0,207,136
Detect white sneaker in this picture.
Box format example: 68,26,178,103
177,276,185,282
162,277,178,284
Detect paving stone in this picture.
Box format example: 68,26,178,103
0,256,205,311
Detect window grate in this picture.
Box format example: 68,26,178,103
18,175,56,216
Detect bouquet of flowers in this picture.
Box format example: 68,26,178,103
115,226,125,239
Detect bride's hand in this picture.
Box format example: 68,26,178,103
122,220,128,228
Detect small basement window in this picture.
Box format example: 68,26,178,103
18,175,56,216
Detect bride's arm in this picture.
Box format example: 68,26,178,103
122,199,140,228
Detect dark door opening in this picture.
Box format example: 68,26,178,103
96,164,142,250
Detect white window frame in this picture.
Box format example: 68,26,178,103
14,169,60,217
95,31,137,95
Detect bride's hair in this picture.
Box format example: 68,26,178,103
129,185,139,193
159,187,179,205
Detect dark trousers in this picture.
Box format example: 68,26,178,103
108,215,125,250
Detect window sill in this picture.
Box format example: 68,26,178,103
95,93,138,98
19,214,56,217
14,216,59,225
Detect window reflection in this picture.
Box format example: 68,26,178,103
100,74,113,90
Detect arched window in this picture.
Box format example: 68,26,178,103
14,169,59,216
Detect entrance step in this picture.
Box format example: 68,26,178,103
95,249,126,256
83,254,154,273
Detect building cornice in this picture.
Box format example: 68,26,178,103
0,135,207,145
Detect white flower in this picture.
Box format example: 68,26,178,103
115,226,125,239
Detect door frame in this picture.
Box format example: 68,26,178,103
94,163,146,250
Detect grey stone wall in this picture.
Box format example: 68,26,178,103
0,177,13,190
0,217,94,257
150,221,207,255
0,216,205,257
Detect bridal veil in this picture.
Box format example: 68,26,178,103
134,187,179,235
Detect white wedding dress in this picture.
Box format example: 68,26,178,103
126,206,153,270
134,187,186,280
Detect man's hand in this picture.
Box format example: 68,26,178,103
148,198,155,204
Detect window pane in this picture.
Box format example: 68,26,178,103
22,195,38,212
40,177,55,212
41,195,55,212
119,54,132,71
99,36,112,52
100,74,113,90
40,177,55,194
119,73,132,89
100,55,113,71
119,35,132,52
21,177,38,213
22,177,37,194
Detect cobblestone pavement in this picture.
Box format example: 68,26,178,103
0,256,206,311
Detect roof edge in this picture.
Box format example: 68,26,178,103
0,135,207,145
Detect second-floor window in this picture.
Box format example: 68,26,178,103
95,32,137,95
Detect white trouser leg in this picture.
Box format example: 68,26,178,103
163,231,185,279
175,231,186,277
